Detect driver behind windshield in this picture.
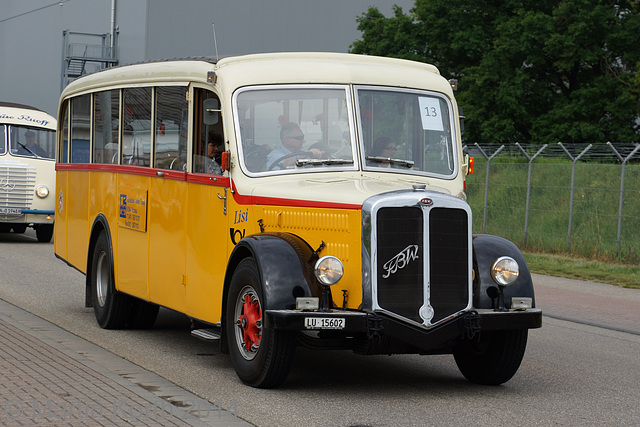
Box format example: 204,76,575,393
266,122,324,170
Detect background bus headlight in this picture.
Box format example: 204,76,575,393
491,256,519,286
35,185,50,198
314,256,344,286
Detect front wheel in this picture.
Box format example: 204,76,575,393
90,232,131,329
453,329,528,385
225,258,295,388
36,224,54,242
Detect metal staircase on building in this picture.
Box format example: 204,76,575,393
61,30,119,91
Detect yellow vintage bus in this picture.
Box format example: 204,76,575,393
1,102,56,242
55,53,541,388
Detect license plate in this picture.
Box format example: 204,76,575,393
0,208,22,214
304,317,345,330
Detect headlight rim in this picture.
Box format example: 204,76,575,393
314,255,344,287
490,256,519,287
35,185,50,199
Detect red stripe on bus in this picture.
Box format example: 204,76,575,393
56,163,227,185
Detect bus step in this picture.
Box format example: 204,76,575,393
191,328,221,341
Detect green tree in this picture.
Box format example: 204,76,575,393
350,1,640,146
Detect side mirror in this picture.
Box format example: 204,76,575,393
203,98,220,125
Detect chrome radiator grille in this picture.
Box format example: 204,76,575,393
366,191,472,327
0,161,36,220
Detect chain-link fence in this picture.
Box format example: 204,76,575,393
463,142,640,264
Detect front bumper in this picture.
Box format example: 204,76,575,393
264,308,542,353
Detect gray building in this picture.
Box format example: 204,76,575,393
0,0,414,116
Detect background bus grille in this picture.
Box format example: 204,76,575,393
0,161,36,220
375,205,469,325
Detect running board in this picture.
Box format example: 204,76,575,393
191,328,221,341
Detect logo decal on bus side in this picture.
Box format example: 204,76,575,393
230,228,245,245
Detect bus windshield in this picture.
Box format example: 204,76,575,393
356,87,456,177
235,85,457,177
9,126,56,160
235,86,355,174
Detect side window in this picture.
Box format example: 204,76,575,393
93,90,120,164
1,125,6,154
70,95,90,163
59,100,69,162
192,88,224,175
155,86,188,170
122,87,152,167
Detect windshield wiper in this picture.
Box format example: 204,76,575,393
366,156,415,168
295,158,354,167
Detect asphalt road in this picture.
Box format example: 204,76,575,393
1,229,639,426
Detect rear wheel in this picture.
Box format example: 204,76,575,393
453,329,528,385
225,258,295,388
36,224,54,242
91,232,130,329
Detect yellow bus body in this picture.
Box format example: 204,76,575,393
55,53,541,389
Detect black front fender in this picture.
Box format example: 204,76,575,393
225,233,318,312
472,234,535,309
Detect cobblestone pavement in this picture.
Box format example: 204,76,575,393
0,299,251,426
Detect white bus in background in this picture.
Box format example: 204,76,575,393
0,102,56,242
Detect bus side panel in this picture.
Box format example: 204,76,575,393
89,170,119,271
184,181,228,323
147,177,187,312
114,173,150,300
54,170,68,262
256,205,363,309
66,170,90,273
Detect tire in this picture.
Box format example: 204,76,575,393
90,232,130,329
11,224,27,234
128,299,159,329
453,329,528,385
36,224,54,242
225,258,296,388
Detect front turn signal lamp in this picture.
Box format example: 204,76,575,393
314,256,344,286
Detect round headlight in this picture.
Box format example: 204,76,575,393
491,256,519,286
36,185,49,198
314,255,344,286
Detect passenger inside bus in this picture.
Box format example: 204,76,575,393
19,130,48,157
205,134,223,175
367,136,396,168
266,122,324,170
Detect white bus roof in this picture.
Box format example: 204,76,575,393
0,102,56,130
59,52,453,101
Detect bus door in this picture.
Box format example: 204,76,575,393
185,89,229,323
146,87,190,312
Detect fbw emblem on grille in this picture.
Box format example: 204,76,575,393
0,178,15,191
419,197,433,207
382,244,419,278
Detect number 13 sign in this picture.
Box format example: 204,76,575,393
418,97,444,132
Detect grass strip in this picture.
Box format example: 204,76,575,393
523,251,640,289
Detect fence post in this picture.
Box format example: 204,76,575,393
474,143,505,233
515,143,548,246
607,142,640,254
558,142,592,251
